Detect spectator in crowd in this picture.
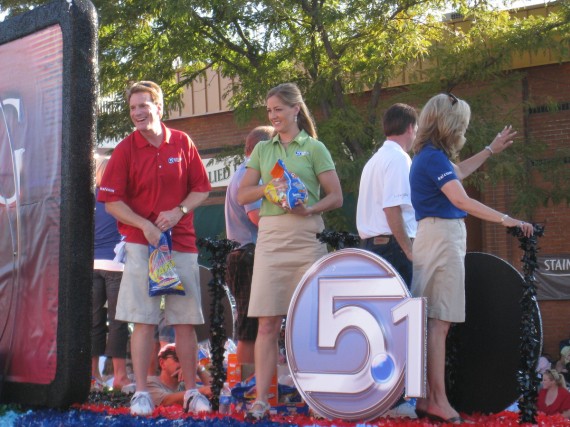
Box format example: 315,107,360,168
147,344,212,407
410,93,534,423
537,369,570,418
91,157,130,392
98,80,212,416
225,125,274,364
538,354,553,377
555,346,570,383
356,103,418,287
238,82,343,420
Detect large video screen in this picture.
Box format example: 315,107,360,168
0,0,97,407
1,24,63,385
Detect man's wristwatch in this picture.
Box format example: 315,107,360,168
179,205,189,215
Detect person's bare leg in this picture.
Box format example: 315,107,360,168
131,323,155,392
112,357,130,389
91,356,102,382
237,340,255,365
148,339,160,377
173,324,198,389
253,316,282,403
422,318,460,420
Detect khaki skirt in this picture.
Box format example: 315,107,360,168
248,214,327,317
411,217,467,323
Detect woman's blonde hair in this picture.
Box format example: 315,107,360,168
266,83,317,139
95,157,109,188
413,93,471,160
544,368,567,388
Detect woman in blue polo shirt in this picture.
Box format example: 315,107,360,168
410,93,534,423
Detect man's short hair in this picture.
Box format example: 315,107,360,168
126,80,164,110
382,103,417,137
245,126,274,156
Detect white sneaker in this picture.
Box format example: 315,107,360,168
121,383,136,394
183,388,212,413
129,391,154,416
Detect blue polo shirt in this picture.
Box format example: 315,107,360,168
410,142,467,221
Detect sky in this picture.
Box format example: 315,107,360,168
502,0,553,9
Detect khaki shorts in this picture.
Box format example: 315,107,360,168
411,217,467,323
116,243,204,325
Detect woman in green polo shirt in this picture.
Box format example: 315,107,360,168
237,82,343,420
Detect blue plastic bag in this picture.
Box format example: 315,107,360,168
263,159,308,209
148,231,185,296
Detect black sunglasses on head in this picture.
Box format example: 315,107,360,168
447,93,458,105
162,354,179,362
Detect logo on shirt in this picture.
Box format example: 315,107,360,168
437,171,453,181
295,151,310,156
99,187,115,193
168,157,182,164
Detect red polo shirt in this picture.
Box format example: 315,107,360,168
98,124,211,253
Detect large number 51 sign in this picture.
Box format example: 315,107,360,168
286,248,426,421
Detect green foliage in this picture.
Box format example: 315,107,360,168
2,0,569,219
406,70,570,217
393,1,570,216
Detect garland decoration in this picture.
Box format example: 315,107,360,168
316,230,361,250
14,403,570,426
197,237,239,411
506,223,545,425
87,389,132,408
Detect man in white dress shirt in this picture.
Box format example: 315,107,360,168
356,103,418,287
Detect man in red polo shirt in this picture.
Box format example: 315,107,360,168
98,81,212,416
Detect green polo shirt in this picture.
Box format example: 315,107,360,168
247,130,336,216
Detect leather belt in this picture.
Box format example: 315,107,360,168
371,236,391,245
365,235,414,245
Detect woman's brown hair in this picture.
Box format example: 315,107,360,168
266,83,317,139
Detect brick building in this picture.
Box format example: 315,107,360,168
164,5,569,359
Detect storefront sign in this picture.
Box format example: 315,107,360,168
202,157,239,187
535,254,570,300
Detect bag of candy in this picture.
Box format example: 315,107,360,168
148,231,185,296
264,159,308,210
